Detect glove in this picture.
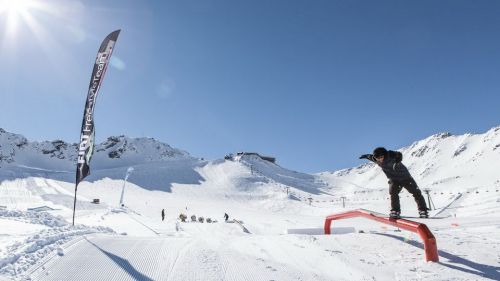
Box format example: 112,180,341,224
359,154,369,159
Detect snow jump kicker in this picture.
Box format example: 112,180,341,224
324,209,439,262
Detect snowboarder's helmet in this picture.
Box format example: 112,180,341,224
373,147,387,158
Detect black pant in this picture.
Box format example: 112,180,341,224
389,178,427,212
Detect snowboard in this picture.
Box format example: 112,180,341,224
389,216,446,219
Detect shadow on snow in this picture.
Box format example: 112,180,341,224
85,237,154,281
375,232,500,281
0,160,206,193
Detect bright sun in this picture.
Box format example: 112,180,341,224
0,0,37,36
0,0,57,46
0,0,83,60
0,0,34,15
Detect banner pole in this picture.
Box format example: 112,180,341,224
72,183,78,226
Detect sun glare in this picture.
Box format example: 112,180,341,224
0,0,34,15
0,0,88,74
0,0,36,36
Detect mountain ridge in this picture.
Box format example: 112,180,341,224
0,129,191,170
1,125,499,196
318,125,500,193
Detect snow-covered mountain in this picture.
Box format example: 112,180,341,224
318,126,500,194
0,129,202,196
0,128,325,195
1,126,499,199
0,128,190,171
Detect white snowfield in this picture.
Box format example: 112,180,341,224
0,127,499,280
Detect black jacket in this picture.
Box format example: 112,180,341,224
365,150,413,182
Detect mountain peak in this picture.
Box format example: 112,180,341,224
0,129,191,170
319,125,500,192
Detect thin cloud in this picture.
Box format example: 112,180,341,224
156,79,175,99
110,56,126,71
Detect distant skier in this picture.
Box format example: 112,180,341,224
224,213,229,222
161,209,165,221
359,147,428,218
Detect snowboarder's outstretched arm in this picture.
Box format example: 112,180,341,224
360,151,402,164
359,154,376,162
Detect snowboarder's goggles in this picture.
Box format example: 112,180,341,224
374,155,384,160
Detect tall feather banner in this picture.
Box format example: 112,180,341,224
73,30,121,225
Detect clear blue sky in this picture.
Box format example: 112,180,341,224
1,0,499,173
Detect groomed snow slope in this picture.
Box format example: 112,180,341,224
0,127,499,280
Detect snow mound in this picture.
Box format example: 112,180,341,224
0,209,114,277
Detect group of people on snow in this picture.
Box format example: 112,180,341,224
161,209,231,222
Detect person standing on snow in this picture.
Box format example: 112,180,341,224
224,213,229,222
161,209,165,221
359,147,428,218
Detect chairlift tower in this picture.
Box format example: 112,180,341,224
423,189,435,211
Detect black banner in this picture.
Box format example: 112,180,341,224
76,30,120,186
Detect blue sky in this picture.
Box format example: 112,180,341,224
0,0,499,173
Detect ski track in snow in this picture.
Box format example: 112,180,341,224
1,126,500,281
28,235,324,281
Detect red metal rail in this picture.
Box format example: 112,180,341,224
324,209,439,262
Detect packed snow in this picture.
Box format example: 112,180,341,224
0,127,499,280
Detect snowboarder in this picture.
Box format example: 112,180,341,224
224,213,229,222
161,209,165,221
359,147,428,218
